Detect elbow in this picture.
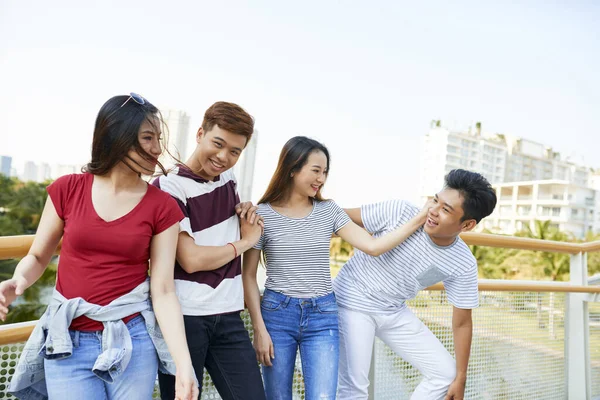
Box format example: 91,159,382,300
180,262,195,274
453,321,469,330
150,281,175,298
453,317,473,330
177,254,204,273
363,242,382,257
242,272,258,288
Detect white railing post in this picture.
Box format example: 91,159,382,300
565,251,591,400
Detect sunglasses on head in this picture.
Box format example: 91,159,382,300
120,92,146,108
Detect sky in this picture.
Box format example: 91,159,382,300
1,0,599,206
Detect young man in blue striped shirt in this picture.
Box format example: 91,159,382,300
334,169,496,400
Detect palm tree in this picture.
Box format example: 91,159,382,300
585,231,600,277
516,220,572,338
516,220,571,281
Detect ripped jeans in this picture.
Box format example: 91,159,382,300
260,289,339,400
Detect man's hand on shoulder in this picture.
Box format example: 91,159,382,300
235,201,263,228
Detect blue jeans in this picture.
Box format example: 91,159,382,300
261,289,339,400
44,315,158,400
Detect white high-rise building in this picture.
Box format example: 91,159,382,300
37,163,52,182
588,171,600,191
484,180,599,239
22,161,38,182
421,126,506,197
421,123,598,237
503,136,589,185
161,109,191,167
234,130,259,201
421,126,591,198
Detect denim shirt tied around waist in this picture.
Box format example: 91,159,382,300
8,279,176,400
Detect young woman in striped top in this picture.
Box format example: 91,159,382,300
242,136,432,400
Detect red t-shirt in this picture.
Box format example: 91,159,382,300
47,173,184,331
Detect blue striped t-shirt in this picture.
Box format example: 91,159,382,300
333,199,479,314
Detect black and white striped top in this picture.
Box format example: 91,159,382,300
333,199,479,314
254,200,351,298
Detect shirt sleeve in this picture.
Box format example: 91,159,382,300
154,195,185,235
443,262,480,309
329,201,351,233
360,199,406,234
152,175,193,238
253,206,266,250
46,174,76,220
253,234,265,250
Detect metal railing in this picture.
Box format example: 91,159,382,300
0,233,599,399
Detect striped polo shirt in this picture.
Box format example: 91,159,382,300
254,200,351,298
333,199,479,314
153,165,243,316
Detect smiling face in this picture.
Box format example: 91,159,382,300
192,124,247,181
424,188,476,246
290,150,328,198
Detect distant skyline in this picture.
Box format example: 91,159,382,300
2,1,599,206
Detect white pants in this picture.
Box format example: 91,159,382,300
337,306,456,400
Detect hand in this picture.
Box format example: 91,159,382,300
253,327,275,367
417,198,435,225
444,377,466,400
235,202,259,224
240,214,263,247
0,276,29,321
175,364,199,400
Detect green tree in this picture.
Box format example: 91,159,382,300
330,237,354,263
1,262,57,324
516,220,571,282
515,220,573,337
0,175,17,206
584,231,600,277
471,244,528,279
0,176,56,324
7,180,48,233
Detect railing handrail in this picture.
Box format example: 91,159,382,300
460,232,600,254
0,279,598,346
0,235,61,260
1,233,599,260
0,320,37,346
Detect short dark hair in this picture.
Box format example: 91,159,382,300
202,102,254,146
444,169,497,223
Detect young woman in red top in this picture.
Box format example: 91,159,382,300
0,94,198,400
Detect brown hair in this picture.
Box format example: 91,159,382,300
84,95,168,176
201,102,254,146
258,136,330,205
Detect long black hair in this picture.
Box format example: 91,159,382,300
83,95,168,176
